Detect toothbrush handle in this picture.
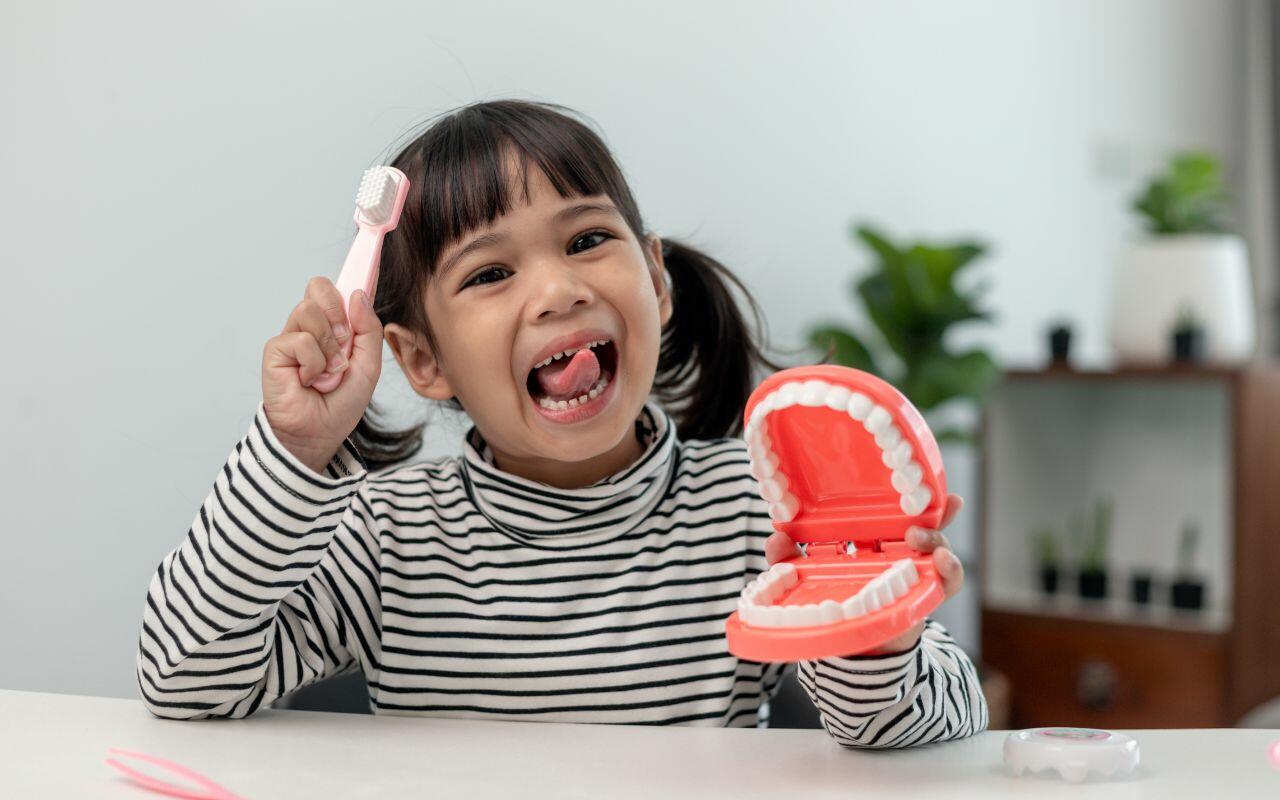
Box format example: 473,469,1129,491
310,225,384,394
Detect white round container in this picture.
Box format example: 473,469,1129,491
1004,727,1140,783
1109,234,1256,364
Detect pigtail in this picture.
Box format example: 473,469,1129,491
655,238,785,440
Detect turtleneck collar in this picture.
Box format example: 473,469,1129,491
459,402,679,548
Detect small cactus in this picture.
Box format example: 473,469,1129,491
1033,526,1060,569
1071,498,1112,573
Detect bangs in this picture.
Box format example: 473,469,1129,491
389,101,645,278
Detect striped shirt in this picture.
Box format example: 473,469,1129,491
136,401,987,747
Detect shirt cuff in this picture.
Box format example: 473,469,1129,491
249,402,367,497
808,634,924,691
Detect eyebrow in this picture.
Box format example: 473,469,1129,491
439,202,623,283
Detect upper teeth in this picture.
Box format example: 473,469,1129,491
743,379,933,522
737,558,920,628
533,339,608,369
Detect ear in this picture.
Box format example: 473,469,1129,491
645,235,673,328
383,322,456,401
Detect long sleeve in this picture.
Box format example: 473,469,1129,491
135,403,381,720
797,619,988,748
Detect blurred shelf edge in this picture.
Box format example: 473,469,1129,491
978,364,1280,728
984,588,1230,634
1001,363,1253,382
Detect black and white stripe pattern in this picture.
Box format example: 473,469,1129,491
136,401,987,746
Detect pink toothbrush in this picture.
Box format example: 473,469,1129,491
104,748,248,800
310,165,411,393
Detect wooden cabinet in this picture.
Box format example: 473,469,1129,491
984,610,1226,727
979,367,1280,728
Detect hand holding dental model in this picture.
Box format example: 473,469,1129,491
764,496,964,654
261,166,408,474
726,365,965,661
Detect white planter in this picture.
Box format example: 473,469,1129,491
1109,234,1256,365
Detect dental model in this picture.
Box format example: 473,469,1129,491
310,166,411,393
737,558,920,628
725,365,949,662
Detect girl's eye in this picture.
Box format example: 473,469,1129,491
464,266,509,288
569,230,613,254
460,231,611,288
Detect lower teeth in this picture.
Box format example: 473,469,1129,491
538,375,610,411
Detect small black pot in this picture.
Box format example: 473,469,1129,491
1048,326,1072,364
1078,569,1108,600
1171,578,1205,610
1130,572,1153,605
1172,327,1205,363
1039,566,1059,594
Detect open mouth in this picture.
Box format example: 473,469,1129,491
526,338,619,415
736,373,945,631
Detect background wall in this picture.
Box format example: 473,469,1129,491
1,0,1251,698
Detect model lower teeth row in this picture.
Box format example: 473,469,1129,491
737,559,919,628
744,379,932,521
538,375,609,410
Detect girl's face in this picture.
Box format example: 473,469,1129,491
384,165,671,488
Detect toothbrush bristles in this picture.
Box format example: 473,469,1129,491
356,167,397,224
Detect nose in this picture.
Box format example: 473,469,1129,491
528,259,593,321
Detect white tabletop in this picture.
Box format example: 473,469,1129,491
2,689,1277,798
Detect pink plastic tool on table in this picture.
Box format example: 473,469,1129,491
725,365,949,662
309,165,411,393
104,748,248,800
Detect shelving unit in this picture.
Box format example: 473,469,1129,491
979,366,1280,728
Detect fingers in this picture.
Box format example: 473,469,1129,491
346,289,384,385
265,331,328,387
283,277,351,377
905,493,965,552
940,494,964,529
764,531,800,565
308,276,353,345
932,546,965,599
906,526,952,553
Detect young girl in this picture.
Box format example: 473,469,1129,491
137,100,987,747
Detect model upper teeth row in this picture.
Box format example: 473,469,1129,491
743,379,933,522
534,339,609,369
737,559,919,628
537,375,610,410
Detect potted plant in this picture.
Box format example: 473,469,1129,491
1171,305,1206,363
1109,150,1255,365
1033,526,1061,594
1047,321,1073,365
1074,499,1112,600
1130,570,1153,605
807,225,999,441
1171,520,1206,610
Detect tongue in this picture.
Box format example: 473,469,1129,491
535,349,601,400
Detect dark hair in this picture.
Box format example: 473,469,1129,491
353,100,783,471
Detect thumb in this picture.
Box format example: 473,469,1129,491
347,290,384,377
933,547,965,599
764,531,801,565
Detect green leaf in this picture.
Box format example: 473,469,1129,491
934,427,975,445
901,350,1000,411
853,224,901,264
1132,149,1230,234
832,222,998,429
807,326,880,375
857,272,910,359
